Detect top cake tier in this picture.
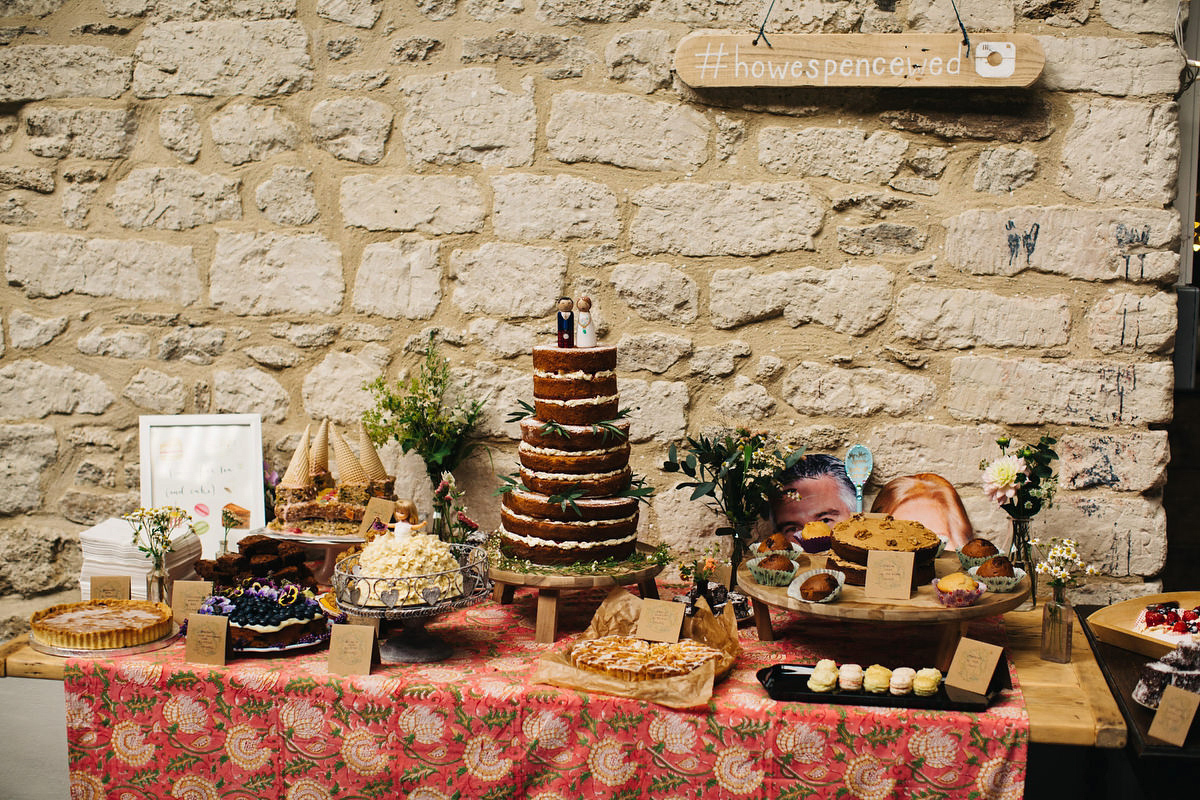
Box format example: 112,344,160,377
532,345,620,425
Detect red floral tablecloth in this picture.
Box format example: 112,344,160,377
65,589,1027,800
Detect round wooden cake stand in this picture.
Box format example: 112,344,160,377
737,554,1032,670
489,546,665,643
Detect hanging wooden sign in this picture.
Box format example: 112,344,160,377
674,32,1044,89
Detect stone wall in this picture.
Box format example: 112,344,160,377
0,0,1183,630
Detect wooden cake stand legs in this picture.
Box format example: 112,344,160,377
492,577,662,644
752,598,775,642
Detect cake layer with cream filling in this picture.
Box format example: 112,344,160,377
518,440,631,474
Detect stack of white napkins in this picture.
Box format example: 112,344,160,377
79,517,202,600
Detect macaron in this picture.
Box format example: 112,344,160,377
889,666,916,696
913,667,943,697
807,659,839,693
838,663,864,691
864,664,892,694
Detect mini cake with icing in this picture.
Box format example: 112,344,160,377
31,599,173,650
500,345,642,565
350,528,463,606
1132,640,1200,708
569,634,722,681
934,572,985,607
195,579,326,650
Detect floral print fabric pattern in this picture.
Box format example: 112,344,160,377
66,591,1028,799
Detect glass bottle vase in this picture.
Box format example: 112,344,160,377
146,559,171,605
1008,516,1036,609
1040,585,1073,663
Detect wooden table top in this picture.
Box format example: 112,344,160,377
1,607,1127,749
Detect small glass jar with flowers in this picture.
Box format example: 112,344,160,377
124,505,193,603
981,434,1058,606
1033,537,1098,663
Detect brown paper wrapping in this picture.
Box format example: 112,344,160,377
530,587,742,709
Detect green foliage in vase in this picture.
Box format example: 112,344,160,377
363,335,488,487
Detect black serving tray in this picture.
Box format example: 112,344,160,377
757,664,997,711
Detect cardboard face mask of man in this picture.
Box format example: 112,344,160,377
770,454,857,543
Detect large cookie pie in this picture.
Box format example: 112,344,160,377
31,599,173,650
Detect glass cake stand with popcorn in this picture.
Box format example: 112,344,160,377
331,527,491,663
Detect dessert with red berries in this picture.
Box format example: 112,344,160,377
1134,600,1200,645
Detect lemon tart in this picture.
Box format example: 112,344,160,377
30,599,173,650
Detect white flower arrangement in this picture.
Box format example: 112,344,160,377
1032,537,1099,589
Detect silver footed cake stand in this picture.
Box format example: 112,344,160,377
332,545,490,663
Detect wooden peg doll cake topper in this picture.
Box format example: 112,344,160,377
576,295,597,347
556,296,574,348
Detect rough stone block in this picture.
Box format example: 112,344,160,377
270,322,338,347
611,262,698,324
133,21,312,98
760,127,908,183
317,0,381,27
782,362,935,416
143,0,298,18
123,367,186,413
1038,37,1181,96
450,242,566,318
24,106,134,159
1099,0,1178,34
352,237,441,319
647,488,724,560
0,166,54,193
1069,580,1165,606
714,376,776,420
616,332,693,374
75,457,117,488
0,360,114,420
76,327,152,359
0,522,81,596
974,147,1037,193
1,0,68,15
710,264,892,335
61,489,139,526
468,319,537,359
5,232,201,304
492,174,619,241
401,68,535,167
210,104,299,164
894,287,1070,349
159,105,202,163
245,344,301,369
0,424,57,515
689,340,750,380
8,310,68,349
213,367,289,422
449,361,529,439
838,223,926,255
212,232,344,315
631,181,823,256
1062,98,1178,205
756,355,783,382
0,45,132,102
461,28,593,76
341,174,485,233
548,91,709,171
157,327,227,364
908,0,1013,31
943,206,1180,283
947,356,1173,426
310,96,392,164
606,29,672,93
621,379,688,442
255,165,319,225
909,147,947,178
888,177,939,196
1060,431,1169,492
111,167,241,230
391,36,442,62
1041,495,1166,577
866,422,1006,485
538,0,646,25
1086,291,1176,354
302,348,388,425
416,0,456,20
327,70,389,91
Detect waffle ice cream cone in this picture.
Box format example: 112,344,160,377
357,420,390,482
332,429,370,485
279,426,313,488
310,419,330,477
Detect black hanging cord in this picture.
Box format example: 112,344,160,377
949,0,971,53
752,0,777,47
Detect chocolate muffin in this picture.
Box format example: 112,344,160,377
960,537,999,559
759,554,795,572
757,533,790,553
799,573,839,602
976,555,1015,578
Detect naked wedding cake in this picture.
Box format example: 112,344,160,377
499,345,640,565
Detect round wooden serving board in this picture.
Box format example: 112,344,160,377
738,554,1031,624
488,544,665,590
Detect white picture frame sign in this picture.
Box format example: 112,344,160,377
139,414,267,558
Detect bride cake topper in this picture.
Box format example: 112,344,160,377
576,295,597,347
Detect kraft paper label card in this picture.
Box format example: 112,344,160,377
346,615,380,634
1148,685,1200,746
864,550,915,600
357,498,396,536
946,638,1004,695
328,623,377,676
637,598,686,643
185,613,228,666
90,575,130,600
712,563,734,589
172,580,213,625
